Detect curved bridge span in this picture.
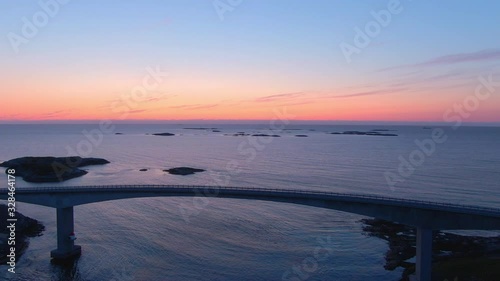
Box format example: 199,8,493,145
3,185,499,230
1,185,499,281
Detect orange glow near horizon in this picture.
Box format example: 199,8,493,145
2,65,500,123
3,88,500,123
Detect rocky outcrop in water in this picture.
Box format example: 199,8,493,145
0,156,110,183
251,134,280,137
163,167,205,175
361,218,500,281
225,132,250,136
0,204,45,264
330,131,398,137
152,133,175,136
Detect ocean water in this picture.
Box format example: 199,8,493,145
0,124,499,281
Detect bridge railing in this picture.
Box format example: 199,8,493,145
1,185,499,215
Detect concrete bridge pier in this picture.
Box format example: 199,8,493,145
413,227,433,281
50,207,81,260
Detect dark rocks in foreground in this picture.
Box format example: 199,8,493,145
139,169,148,172
152,133,175,136
0,204,44,264
361,218,500,281
331,131,398,137
0,156,110,183
295,135,308,137
163,167,205,175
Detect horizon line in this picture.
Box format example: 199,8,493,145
1,119,500,127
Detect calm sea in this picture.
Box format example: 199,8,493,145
0,124,499,281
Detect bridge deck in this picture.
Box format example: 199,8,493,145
1,184,499,281
2,185,499,218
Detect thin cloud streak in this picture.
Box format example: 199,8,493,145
255,92,304,102
104,92,173,107
330,88,407,99
127,109,147,114
168,104,219,110
378,49,500,72
23,110,71,120
419,49,500,67
37,110,69,118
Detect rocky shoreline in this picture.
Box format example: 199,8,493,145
0,204,45,264
361,218,500,281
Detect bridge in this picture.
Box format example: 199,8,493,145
1,185,500,281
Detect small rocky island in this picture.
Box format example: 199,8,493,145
0,156,110,183
152,132,175,136
225,132,250,137
183,127,218,130
225,132,281,137
252,134,280,137
361,218,500,281
0,204,44,264
164,167,205,175
330,130,398,137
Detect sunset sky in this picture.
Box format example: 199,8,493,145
1,0,500,123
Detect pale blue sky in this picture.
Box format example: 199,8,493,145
1,0,500,122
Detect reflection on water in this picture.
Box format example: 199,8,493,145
51,258,81,281
0,124,499,280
